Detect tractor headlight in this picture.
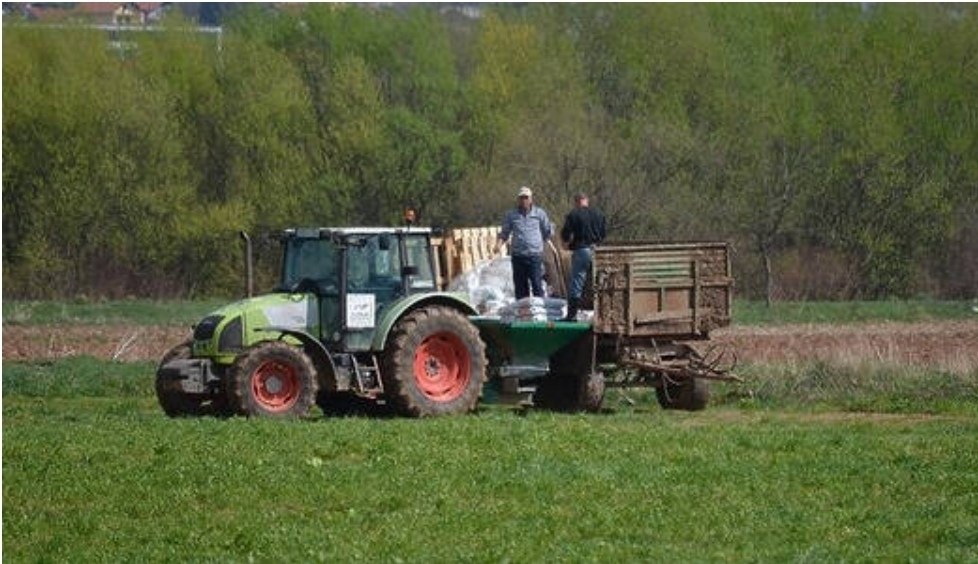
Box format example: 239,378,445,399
193,315,224,341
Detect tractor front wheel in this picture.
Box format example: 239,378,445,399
228,341,318,418
382,306,486,417
156,341,206,417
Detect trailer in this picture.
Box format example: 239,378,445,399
474,241,738,411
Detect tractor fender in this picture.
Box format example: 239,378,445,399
371,292,478,350
255,325,339,390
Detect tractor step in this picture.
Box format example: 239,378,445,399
352,354,384,395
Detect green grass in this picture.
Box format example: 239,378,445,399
4,359,978,562
718,361,978,416
1,299,229,326
733,298,978,326
1,357,156,397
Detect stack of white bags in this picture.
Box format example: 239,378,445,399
499,297,567,322
449,257,568,321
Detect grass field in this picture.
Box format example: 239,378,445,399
732,298,978,326
2,299,229,326
3,358,978,562
3,301,977,561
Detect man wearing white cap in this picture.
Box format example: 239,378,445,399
494,186,553,299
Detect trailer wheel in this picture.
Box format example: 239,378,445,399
540,332,603,412
656,376,710,411
228,341,318,417
382,306,486,417
579,371,606,413
535,371,605,413
533,374,576,411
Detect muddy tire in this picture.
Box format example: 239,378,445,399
579,371,606,413
382,306,486,417
656,376,710,411
227,341,318,418
538,332,602,412
533,374,577,411
534,371,604,413
155,341,206,417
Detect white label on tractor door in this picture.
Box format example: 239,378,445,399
346,293,376,329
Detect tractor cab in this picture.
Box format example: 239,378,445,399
277,227,439,350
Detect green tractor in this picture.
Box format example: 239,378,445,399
156,227,487,418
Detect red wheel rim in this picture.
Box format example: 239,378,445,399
413,331,471,402
251,360,301,412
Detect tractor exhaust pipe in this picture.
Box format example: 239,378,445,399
240,231,253,298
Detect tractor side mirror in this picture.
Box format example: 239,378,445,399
401,265,419,277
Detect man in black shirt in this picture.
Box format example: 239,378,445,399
560,193,607,321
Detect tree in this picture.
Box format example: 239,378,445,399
703,4,823,304
3,4,976,300
802,4,956,298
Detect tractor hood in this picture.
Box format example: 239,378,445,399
191,293,318,362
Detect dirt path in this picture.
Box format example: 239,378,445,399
4,320,978,374
2,325,192,363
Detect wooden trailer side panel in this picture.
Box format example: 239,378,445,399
592,242,732,338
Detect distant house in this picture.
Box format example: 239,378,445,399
15,3,170,26
112,3,170,25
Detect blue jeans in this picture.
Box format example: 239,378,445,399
568,247,593,300
511,254,544,299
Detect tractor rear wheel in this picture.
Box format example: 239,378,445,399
228,341,318,418
655,376,710,411
382,306,486,417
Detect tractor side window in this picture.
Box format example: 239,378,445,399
283,238,339,292
404,236,435,290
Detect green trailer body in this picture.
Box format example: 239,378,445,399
472,317,591,367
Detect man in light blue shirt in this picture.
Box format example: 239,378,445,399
494,186,553,299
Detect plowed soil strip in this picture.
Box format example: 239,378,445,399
2,325,191,363
3,321,978,373
712,320,978,374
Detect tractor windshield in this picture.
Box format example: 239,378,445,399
280,237,340,293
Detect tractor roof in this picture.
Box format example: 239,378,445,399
283,227,433,238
